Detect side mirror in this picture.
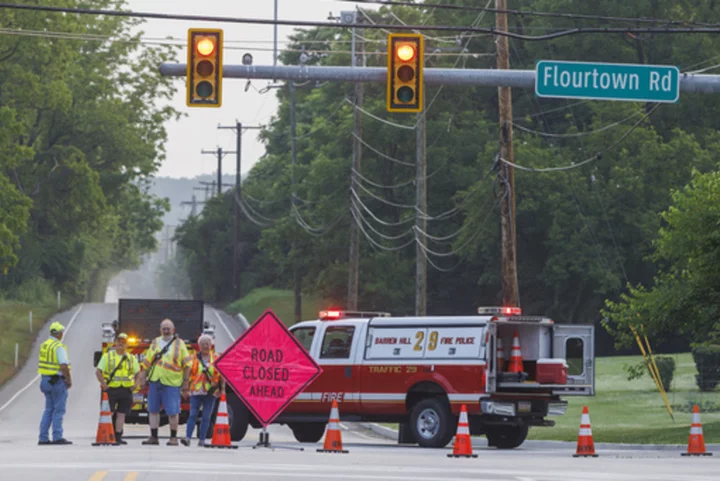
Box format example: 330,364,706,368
111,320,118,330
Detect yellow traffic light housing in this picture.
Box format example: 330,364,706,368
386,33,424,113
187,28,223,108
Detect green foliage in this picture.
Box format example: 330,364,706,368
6,278,56,306
0,0,178,299
225,287,323,327
623,356,675,392
691,344,720,392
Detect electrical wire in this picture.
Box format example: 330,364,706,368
512,109,644,139
353,177,417,209
501,103,661,172
345,98,416,130
352,168,416,189
351,189,416,226
351,199,415,240
3,3,718,41
350,205,417,251
351,132,415,166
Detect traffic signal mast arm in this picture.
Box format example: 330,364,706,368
162,63,720,93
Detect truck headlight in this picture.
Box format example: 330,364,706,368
481,400,516,417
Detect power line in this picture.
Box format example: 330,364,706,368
2,3,720,41
340,0,717,27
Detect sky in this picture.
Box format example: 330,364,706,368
125,0,372,180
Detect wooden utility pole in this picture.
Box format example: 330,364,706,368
347,10,363,311
496,0,519,307
415,94,427,316
202,148,236,196
289,81,302,323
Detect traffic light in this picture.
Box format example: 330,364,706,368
187,28,223,107
386,33,424,113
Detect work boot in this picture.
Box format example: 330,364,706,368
166,437,179,446
198,439,206,447
52,439,73,445
142,437,159,445
38,440,51,446
180,438,191,447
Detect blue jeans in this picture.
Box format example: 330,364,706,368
147,381,181,415
185,394,217,441
39,376,68,442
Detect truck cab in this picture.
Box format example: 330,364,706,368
244,307,594,448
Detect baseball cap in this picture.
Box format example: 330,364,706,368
49,322,65,333
116,333,128,340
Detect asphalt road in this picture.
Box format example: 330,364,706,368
0,304,717,481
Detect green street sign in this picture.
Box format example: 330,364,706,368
535,60,680,103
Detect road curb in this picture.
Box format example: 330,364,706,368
357,423,720,451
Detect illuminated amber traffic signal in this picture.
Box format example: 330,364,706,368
387,33,423,113
187,28,223,107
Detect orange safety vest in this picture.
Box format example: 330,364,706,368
189,352,220,395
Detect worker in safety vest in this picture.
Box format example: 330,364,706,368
182,334,225,446
37,321,73,445
136,318,192,446
95,332,140,445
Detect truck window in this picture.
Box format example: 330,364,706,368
291,327,316,352
566,338,584,375
320,326,355,359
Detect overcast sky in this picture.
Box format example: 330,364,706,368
124,0,372,179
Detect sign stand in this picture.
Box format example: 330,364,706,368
252,426,304,451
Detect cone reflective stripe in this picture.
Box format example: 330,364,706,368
448,404,477,458
206,394,238,449
497,338,506,372
508,331,524,374
682,405,712,456
92,392,118,446
318,399,348,453
573,406,598,457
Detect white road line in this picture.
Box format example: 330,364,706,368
212,308,236,341
0,304,84,413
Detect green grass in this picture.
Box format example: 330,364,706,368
0,300,59,388
381,353,720,444
225,287,324,327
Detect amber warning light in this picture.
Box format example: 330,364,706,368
196,37,215,56
396,44,416,62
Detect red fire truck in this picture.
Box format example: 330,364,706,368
231,307,594,449
93,299,218,428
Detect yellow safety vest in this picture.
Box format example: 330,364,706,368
102,350,138,389
141,337,192,387
37,338,66,376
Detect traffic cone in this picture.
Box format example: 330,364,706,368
447,404,477,458
317,399,348,453
497,338,506,372
92,392,118,446
205,394,238,449
681,405,712,456
508,331,524,374
573,406,598,457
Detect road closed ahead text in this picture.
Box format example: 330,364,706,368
244,349,290,398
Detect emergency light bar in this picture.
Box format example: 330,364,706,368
319,310,391,320
477,306,522,316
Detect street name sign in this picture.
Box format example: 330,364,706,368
535,60,680,103
214,308,322,427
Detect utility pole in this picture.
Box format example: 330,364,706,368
193,186,209,202
218,121,263,296
346,9,363,311
496,0,519,308
289,81,302,323
416,95,427,316
181,195,206,217
202,147,236,196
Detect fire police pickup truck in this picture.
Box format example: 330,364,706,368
230,307,594,449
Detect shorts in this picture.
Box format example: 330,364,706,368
147,381,181,416
107,387,133,415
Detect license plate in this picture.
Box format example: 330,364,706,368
518,401,532,413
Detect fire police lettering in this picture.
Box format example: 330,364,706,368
375,337,398,344
441,338,453,345
455,337,475,345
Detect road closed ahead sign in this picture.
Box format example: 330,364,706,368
214,309,322,427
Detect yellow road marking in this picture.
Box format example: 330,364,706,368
88,472,108,481
124,472,139,481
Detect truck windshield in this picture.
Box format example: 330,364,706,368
118,299,204,342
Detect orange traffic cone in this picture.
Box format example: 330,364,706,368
507,331,524,374
92,392,118,446
205,394,238,449
447,404,477,458
497,338,506,372
317,399,348,453
681,405,712,456
573,406,598,457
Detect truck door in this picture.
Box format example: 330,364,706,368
552,325,594,395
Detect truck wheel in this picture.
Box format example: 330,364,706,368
226,402,249,441
409,397,454,448
486,424,529,449
93,351,102,367
398,422,417,444
289,422,327,443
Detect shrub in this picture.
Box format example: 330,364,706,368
691,344,720,392
624,356,676,392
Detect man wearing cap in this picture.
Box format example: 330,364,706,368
37,321,72,445
95,333,140,445
136,319,192,446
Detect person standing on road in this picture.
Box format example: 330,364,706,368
37,321,73,445
182,334,225,447
95,332,140,445
136,319,192,446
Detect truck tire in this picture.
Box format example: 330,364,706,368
289,422,327,443
93,351,102,367
486,424,529,449
227,402,249,442
398,422,417,444
409,397,455,448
